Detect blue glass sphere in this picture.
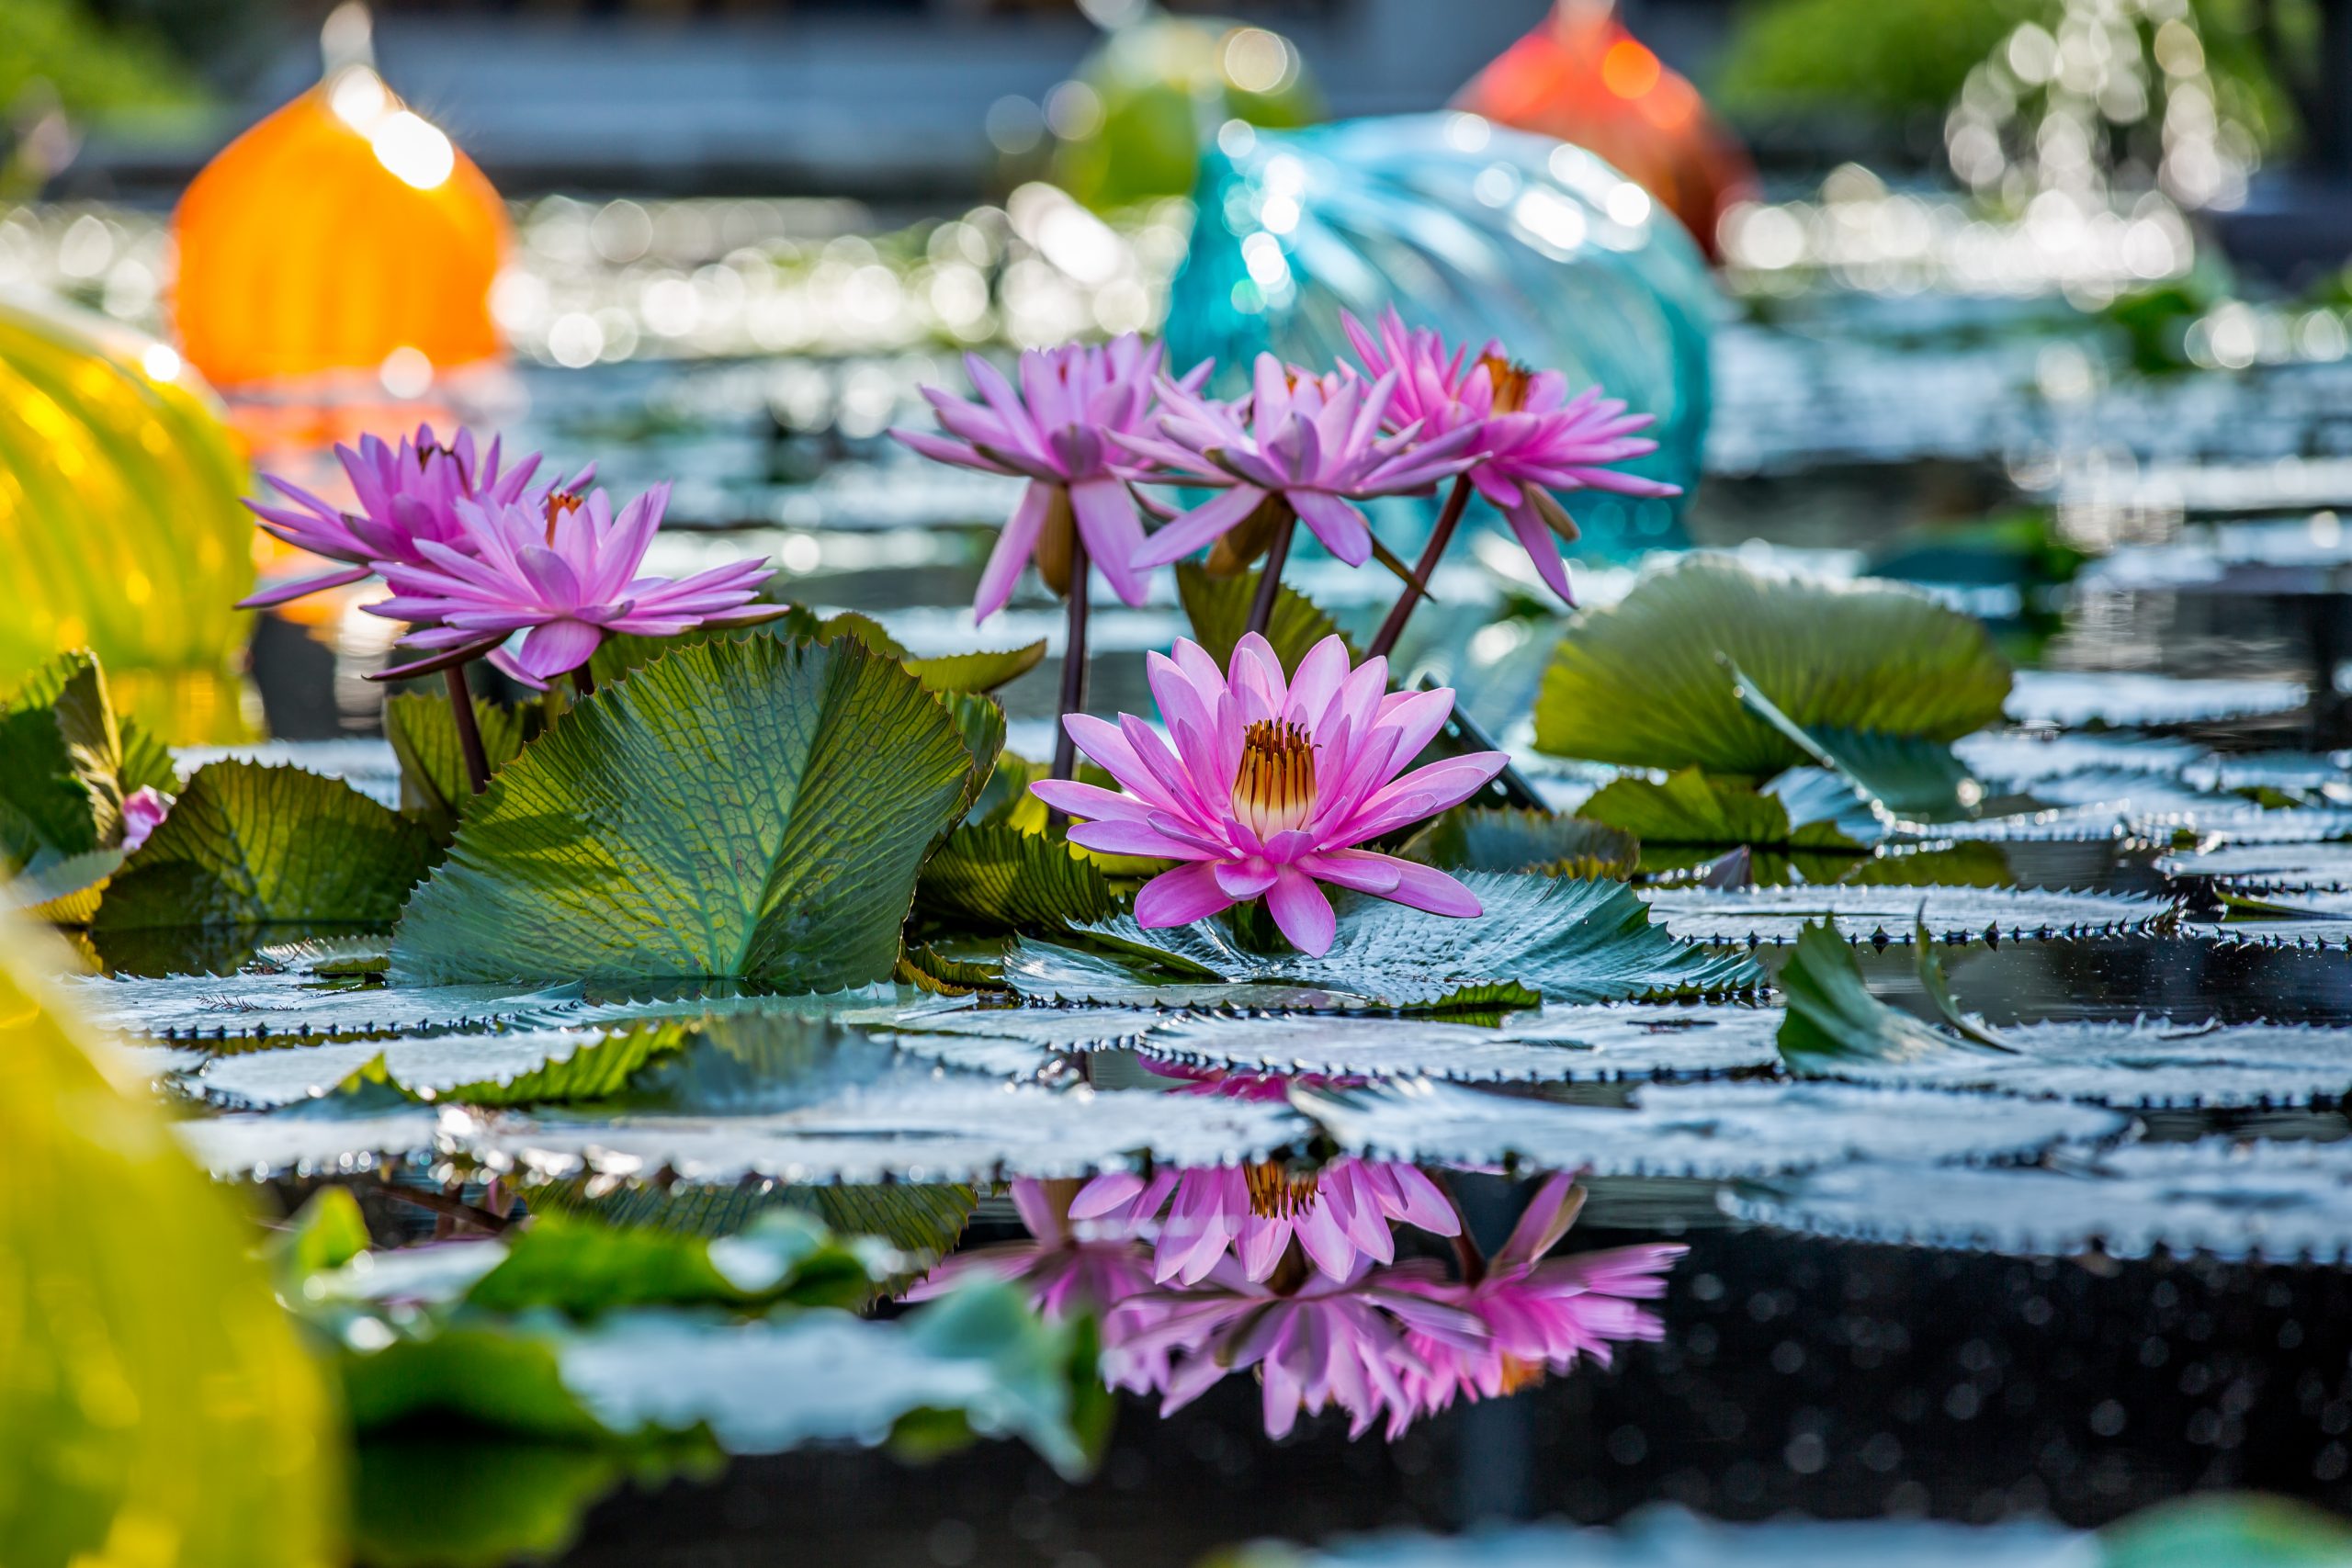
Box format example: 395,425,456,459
1164,113,1716,558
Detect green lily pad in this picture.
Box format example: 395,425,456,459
90,761,441,937
1532,555,2012,778
1579,767,1867,865
1007,873,1764,1010
392,637,990,987
1399,806,1639,880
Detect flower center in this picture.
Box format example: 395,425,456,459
1479,355,1535,414
1232,718,1316,840
1493,1355,1547,1394
542,489,584,543
1244,1160,1320,1220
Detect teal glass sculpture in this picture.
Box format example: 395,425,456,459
1164,113,1716,557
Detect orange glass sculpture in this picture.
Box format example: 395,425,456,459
171,66,508,389
1454,0,1755,260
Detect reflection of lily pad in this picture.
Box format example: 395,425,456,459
1730,1140,2352,1261
1010,874,1763,1010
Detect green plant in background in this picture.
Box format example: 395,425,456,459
0,0,196,121
0,915,344,1565
1047,14,1322,211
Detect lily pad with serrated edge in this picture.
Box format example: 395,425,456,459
1637,884,2176,945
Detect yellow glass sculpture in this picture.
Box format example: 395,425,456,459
0,293,254,740
0,915,345,1564
172,65,509,390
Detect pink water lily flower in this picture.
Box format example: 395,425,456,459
119,785,169,852
366,483,777,687
902,1179,1158,1323
1073,1158,1460,1287
1388,1172,1682,1412
1122,355,1477,571
239,424,587,610
890,335,1204,620
1341,307,1679,604
1029,632,1506,957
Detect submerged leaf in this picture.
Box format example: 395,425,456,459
392,637,987,987
91,761,441,935
1010,874,1762,1010
1532,555,2011,776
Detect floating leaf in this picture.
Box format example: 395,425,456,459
531,1180,978,1271
1953,730,2207,794
2005,670,2307,729
1892,804,2131,843
1532,555,2011,776
352,1438,683,1568
1730,1140,2352,1262
189,1023,692,1111
392,637,988,988
2156,840,2352,891
1009,874,1762,1010
6,844,124,923
1297,1078,2127,1179
91,761,440,941
1638,885,2175,944
1174,560,1357,675
916,822,1120,932
1140,1003,1784,1084
2101,1495,2352,1568
174,1107,452,1179
1399,806,1639,881
58,967,585,1041
463,1069,1305,1189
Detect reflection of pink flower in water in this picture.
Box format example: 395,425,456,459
1107,1256,1488,1440
902,1178,1156,1324
1389,1173,1682,1413
1074,1158,1460,1288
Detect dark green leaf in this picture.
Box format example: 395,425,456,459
391,638,987,987
0,650,130,867
1399,806,1639,880
1533,555,2011,777
91,762,441,934
1775,917,2007,1077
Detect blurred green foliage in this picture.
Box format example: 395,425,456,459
1715,0,2300,153
0,0,197,117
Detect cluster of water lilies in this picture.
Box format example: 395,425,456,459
915,1146,1679,1440
242,425,784,793
233,310,1667,957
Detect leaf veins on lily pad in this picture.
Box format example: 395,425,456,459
391,637,991,989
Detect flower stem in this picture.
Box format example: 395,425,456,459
1435,1168,1487,1286
1243,509,1297,640
1367,474,1475,661
1050,533,1091,810
443,664,492,796
571,663,596,699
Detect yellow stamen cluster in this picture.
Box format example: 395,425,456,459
1492,1355,1547,1394
1245,1160,1321,1220
1231,718,1317,840
1479,355,1536,415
